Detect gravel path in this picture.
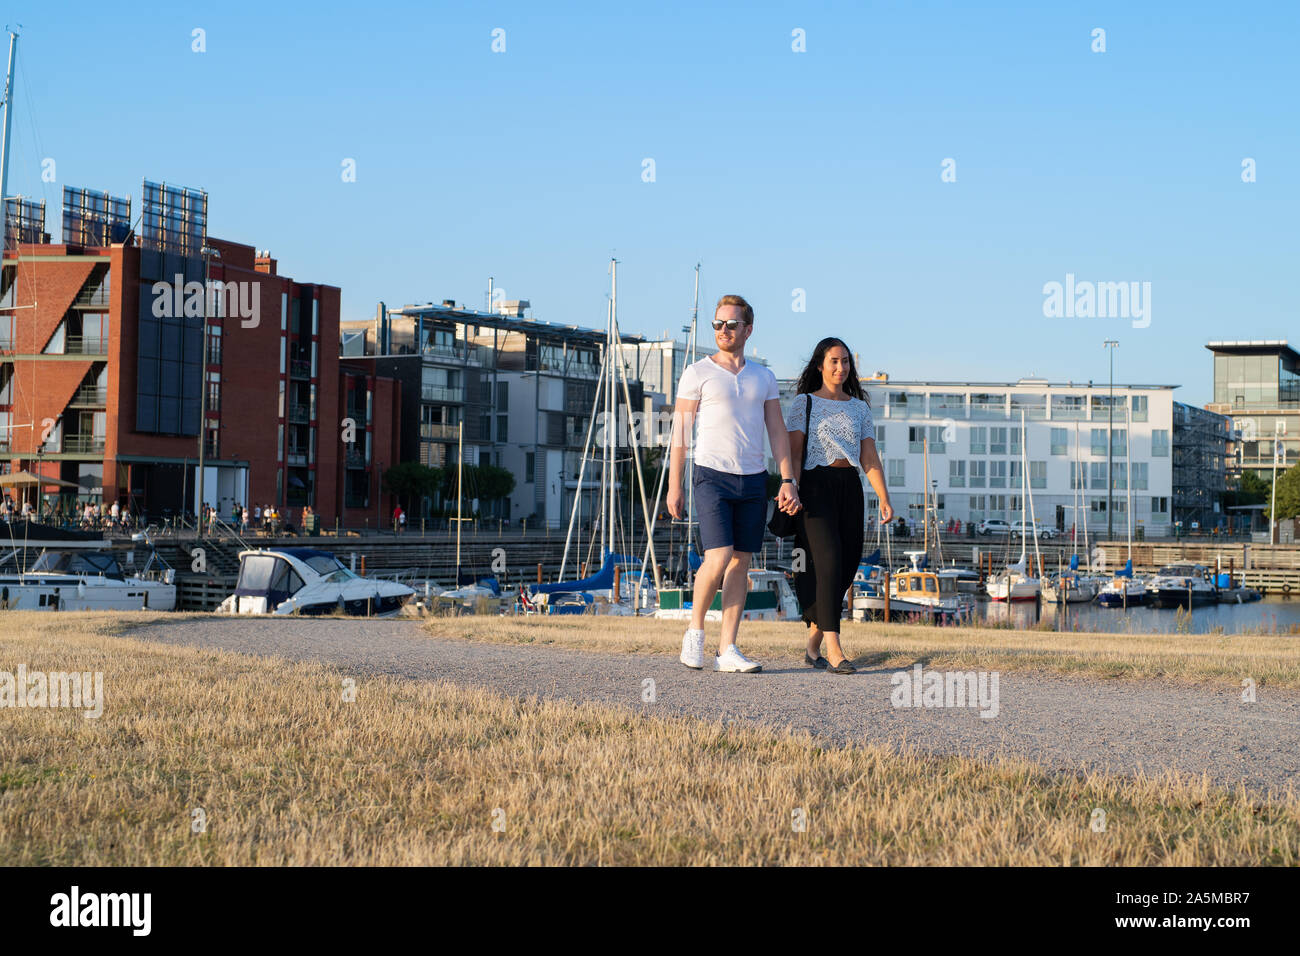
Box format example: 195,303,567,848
126,617,1300,798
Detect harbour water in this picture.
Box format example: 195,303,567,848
973,596,1300,635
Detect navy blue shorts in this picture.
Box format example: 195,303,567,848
693,465,768,554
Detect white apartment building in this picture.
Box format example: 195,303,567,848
773,377,1177,537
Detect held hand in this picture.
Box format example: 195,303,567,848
667,486,685,520
776,484,801,514
880,500,894,523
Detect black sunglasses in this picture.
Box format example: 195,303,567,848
712,319,744,331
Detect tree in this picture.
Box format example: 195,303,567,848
1271,464,1300,522
382,463,441,511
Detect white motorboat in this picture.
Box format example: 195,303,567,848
217,547,414,616
0,546,176,611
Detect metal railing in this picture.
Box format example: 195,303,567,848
64,336,109,355
420,423,458,440
421,385,465,403
289,403,310,423
289,358,311,379
69,386,107,406
62,434,105,453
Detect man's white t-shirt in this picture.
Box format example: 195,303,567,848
677,355,780,475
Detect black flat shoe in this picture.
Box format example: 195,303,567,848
828,657,856,674
805,653,829,669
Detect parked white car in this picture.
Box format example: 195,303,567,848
978,518,1011,536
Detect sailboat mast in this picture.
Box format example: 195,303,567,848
1125,405,1133,561
456,420,463,568
686,263,699,587
923,434,929,557
607,259,617,559
0,30,17,255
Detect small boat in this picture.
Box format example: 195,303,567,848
217,547,414,616
1096,560,1149,607
1147,564,1217,609
985,557,1041,602
0,544,176,612
1042,555,1101,604
654,567,799,622
1216,585,1262,604
888,565,974,621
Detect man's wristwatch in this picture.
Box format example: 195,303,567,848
781,478,797,489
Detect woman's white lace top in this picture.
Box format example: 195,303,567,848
783,392,875,471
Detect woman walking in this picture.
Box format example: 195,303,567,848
784,338,893,673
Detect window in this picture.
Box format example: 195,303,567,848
1113,462,1127,490
888,460,905,487
969,460,986,488
990,427,1007,455
1131,394,1148,422
875,425,886,453
909,426,925,454
525,452,535,481
1090,461,1107,490
949,459,965,487
1132,461,1148,490
1051,428,1068,455
1069,461,1083,490
989,460,1007,488
969,427,986,455
1010,459,1022,485
968,495,986,522
1011,393,1047,421
1051,394,1087,420
497,415,508,442
1111,428,1127,457
1151,496,1167,514
970,393,1005,419
989,495,1007,515
928,425,946,454
1030,461,1046,489
1091,429,1107,457
1152,429,1169,456
1010,427,1021,455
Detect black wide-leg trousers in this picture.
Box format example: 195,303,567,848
793,466,865,633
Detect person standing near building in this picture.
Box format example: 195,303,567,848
784,337,892,674
667,294,799,674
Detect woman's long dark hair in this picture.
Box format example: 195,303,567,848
794,337,867,403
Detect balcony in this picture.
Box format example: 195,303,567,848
420,423,459,440
421,384,465,403
287,447,309,466
62,434,105,454
69,386,107,407
344,447,367,469
289,358,311,379
73,287,111,308
65,336,109,355
289,403,311,424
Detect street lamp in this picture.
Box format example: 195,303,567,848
1103,340,1119,539
1272,420,1286,543
197,244,221,535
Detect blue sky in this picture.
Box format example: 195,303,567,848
3,1,1296,404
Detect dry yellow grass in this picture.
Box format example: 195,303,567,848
1,612,1297,865
422,615,1300,689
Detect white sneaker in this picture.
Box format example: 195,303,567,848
680,628,706,669
714,644,762,673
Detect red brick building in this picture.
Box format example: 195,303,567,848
1,193,398,526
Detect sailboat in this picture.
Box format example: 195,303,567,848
986,411,1042,602
1096,408,1149,607
525,259,661,615
1043,423,1100,603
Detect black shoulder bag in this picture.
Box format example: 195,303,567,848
767,393,811,538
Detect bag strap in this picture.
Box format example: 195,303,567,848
799,393,811,471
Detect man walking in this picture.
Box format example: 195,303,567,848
667,294,799,673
